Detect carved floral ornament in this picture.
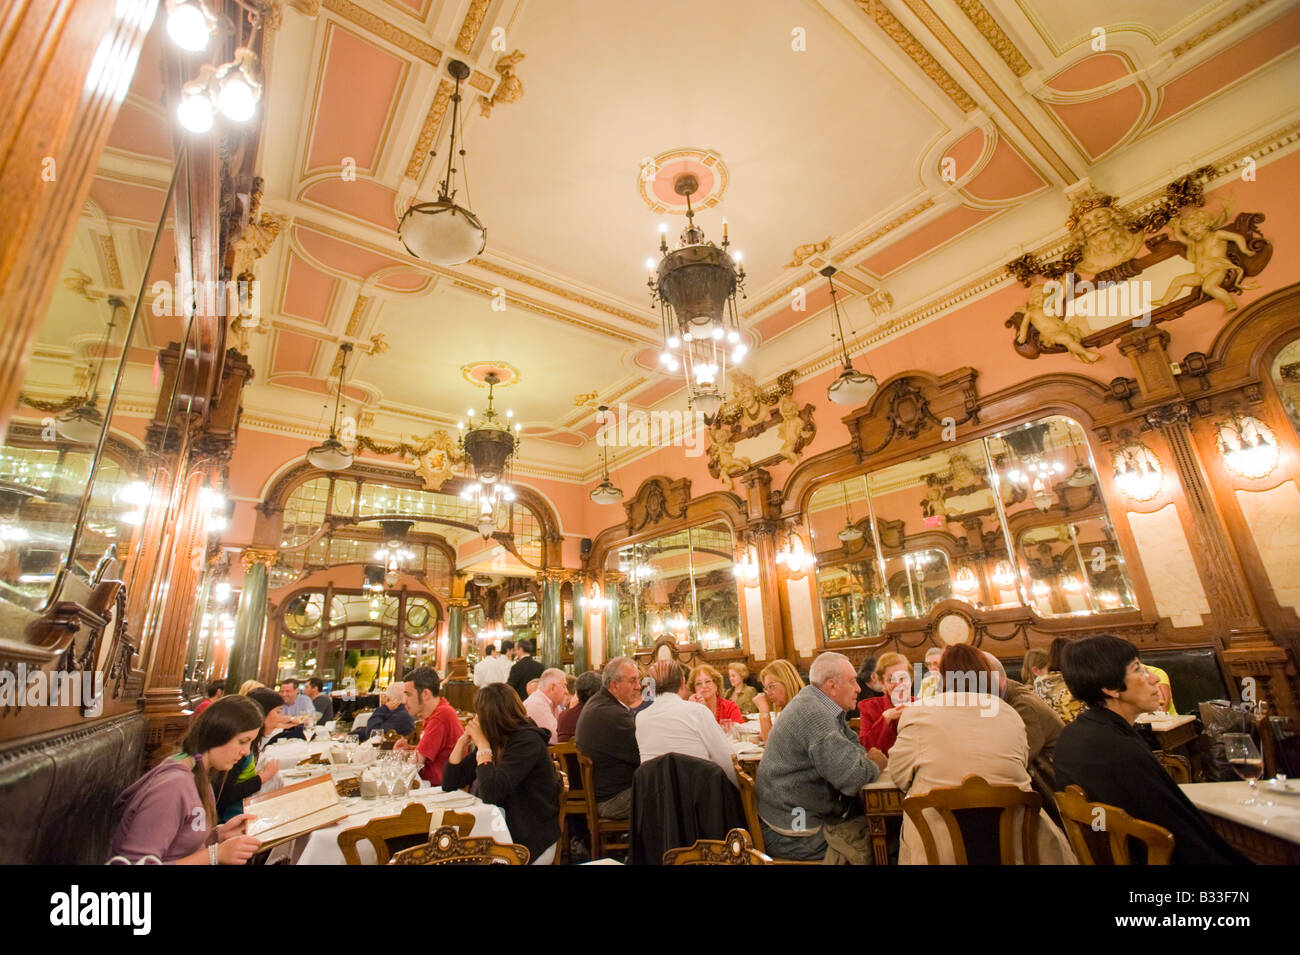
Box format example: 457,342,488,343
705,371,816,489
1006,170,1272,364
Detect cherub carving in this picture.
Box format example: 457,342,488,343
727,371,767,429
412,431,462,490
1016,284,1100,364
1153,207,1253,311
709,426,751,489
479,50,525,117
776,394,812,465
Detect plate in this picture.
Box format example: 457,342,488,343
1266,780,1300,797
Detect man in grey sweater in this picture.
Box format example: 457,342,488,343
756,652,887,862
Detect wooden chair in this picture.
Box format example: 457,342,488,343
550,741,589,863
663,828,772,865
901,774,1042,865
1154,751,1192,784
1054,785,1175,865
389,826,530,865
732,756,819,865
553,763,569,865
337,803,473,865
575,751,630,859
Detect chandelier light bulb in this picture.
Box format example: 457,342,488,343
659,223,668,233
645,258,655,270
217,73,257,121
682,332,693,342
711,326,724,340
166,1,211,51
177,86,214,132
667,336,680,349
732,251,743,262
732,348,744,364
505,409,513,418
666,358,679,371
727,330,739,343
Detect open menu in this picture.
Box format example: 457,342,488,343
244,774,349,849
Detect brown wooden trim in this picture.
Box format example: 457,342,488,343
0,0,158,438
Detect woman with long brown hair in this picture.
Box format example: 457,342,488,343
111,695,265,864
443,682,561,864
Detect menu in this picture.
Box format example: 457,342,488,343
244,774,349,849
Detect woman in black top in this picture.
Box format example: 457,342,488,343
443,683,560,864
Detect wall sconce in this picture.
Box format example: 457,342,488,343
732,545,760,587
1216,411,1278,480
953,565,978,594
1111,435,1163,502
775,528,816,576
992,560,1016,590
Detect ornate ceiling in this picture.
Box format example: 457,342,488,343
48,0,1300,484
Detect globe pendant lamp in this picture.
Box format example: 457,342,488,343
590,434,624,504
59,297,124,444
837,482,863,542
307,343,355,471
398,60,486,266
821,266,878,407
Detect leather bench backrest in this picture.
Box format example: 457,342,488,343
999,647,1228,715
0,712,146,864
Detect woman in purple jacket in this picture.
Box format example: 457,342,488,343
110,695,266,864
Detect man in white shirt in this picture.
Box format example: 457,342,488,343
474,643,510,687
635,660,737,786
523,667,569,742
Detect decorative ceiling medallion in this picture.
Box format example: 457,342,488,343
460,360,520,388
637,148,729,214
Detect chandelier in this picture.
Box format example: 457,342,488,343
374,520,416,587
1215,411,1279,480
307,343,354,471
646,174,746,423
59,298,125,444
458,373,521,538
822,266,879,407
397,60,486,266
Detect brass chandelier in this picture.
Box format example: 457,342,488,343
457,372,521,538
647,173,747,423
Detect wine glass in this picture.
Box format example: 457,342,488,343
302,711,319,744
1222,733,1264,805
345,733,360,764
369,730,383,747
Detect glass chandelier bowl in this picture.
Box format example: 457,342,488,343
459,372,520,484
58,402,105,444
306,343,354,472
647,174,746,423
397,60,486,266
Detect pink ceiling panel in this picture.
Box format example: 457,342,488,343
106,103,172,160
1152,7,1300,126
90,177,169,222
859,207,993,276
961,138,1045,202
753,283,836,341
1046,52,1128,92
269,374,368,401
301,178,399,230
939,128,985,183
376,270,430,291
305,27,406,172
1049,85,1144,159
270,330,320,376
625,376,682,409
281,254,338,324
296,226,408,280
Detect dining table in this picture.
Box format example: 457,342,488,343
254,738,512,864
1179,779,1300,863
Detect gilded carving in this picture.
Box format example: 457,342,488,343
1015,283,1100,364
355,431,467,490
97,234,123,289
241,547,279,570
838,199,935,261
1172,0,1269,57
707,427,751,491
953,0,1030,76
706,371,816,483
624,476,691,533
322,0,440,64
404,79,454,181
455,0,491,54
786,236,833,269
344,295,370,337
854,0,977,112
478,50,525,117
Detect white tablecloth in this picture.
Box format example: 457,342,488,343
1180,780,1300,843
284,789,511,865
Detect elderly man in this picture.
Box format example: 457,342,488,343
358,683,415,738
557,671,601,743
756,652,886,863
278,679,315,719
574,656,642,820
636,660,737,786
917,648,944,699
524,668,569,742
395,666,463,786
981,651,1063,792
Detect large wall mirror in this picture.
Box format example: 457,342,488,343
612,520,738,649
806,414,1137,641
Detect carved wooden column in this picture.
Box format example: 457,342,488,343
741,469,786,662
0,0,158,437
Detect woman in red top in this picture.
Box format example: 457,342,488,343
858,652,914,753
689,663,744,727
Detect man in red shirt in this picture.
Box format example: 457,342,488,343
397,666,462,786
194,680,225,716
